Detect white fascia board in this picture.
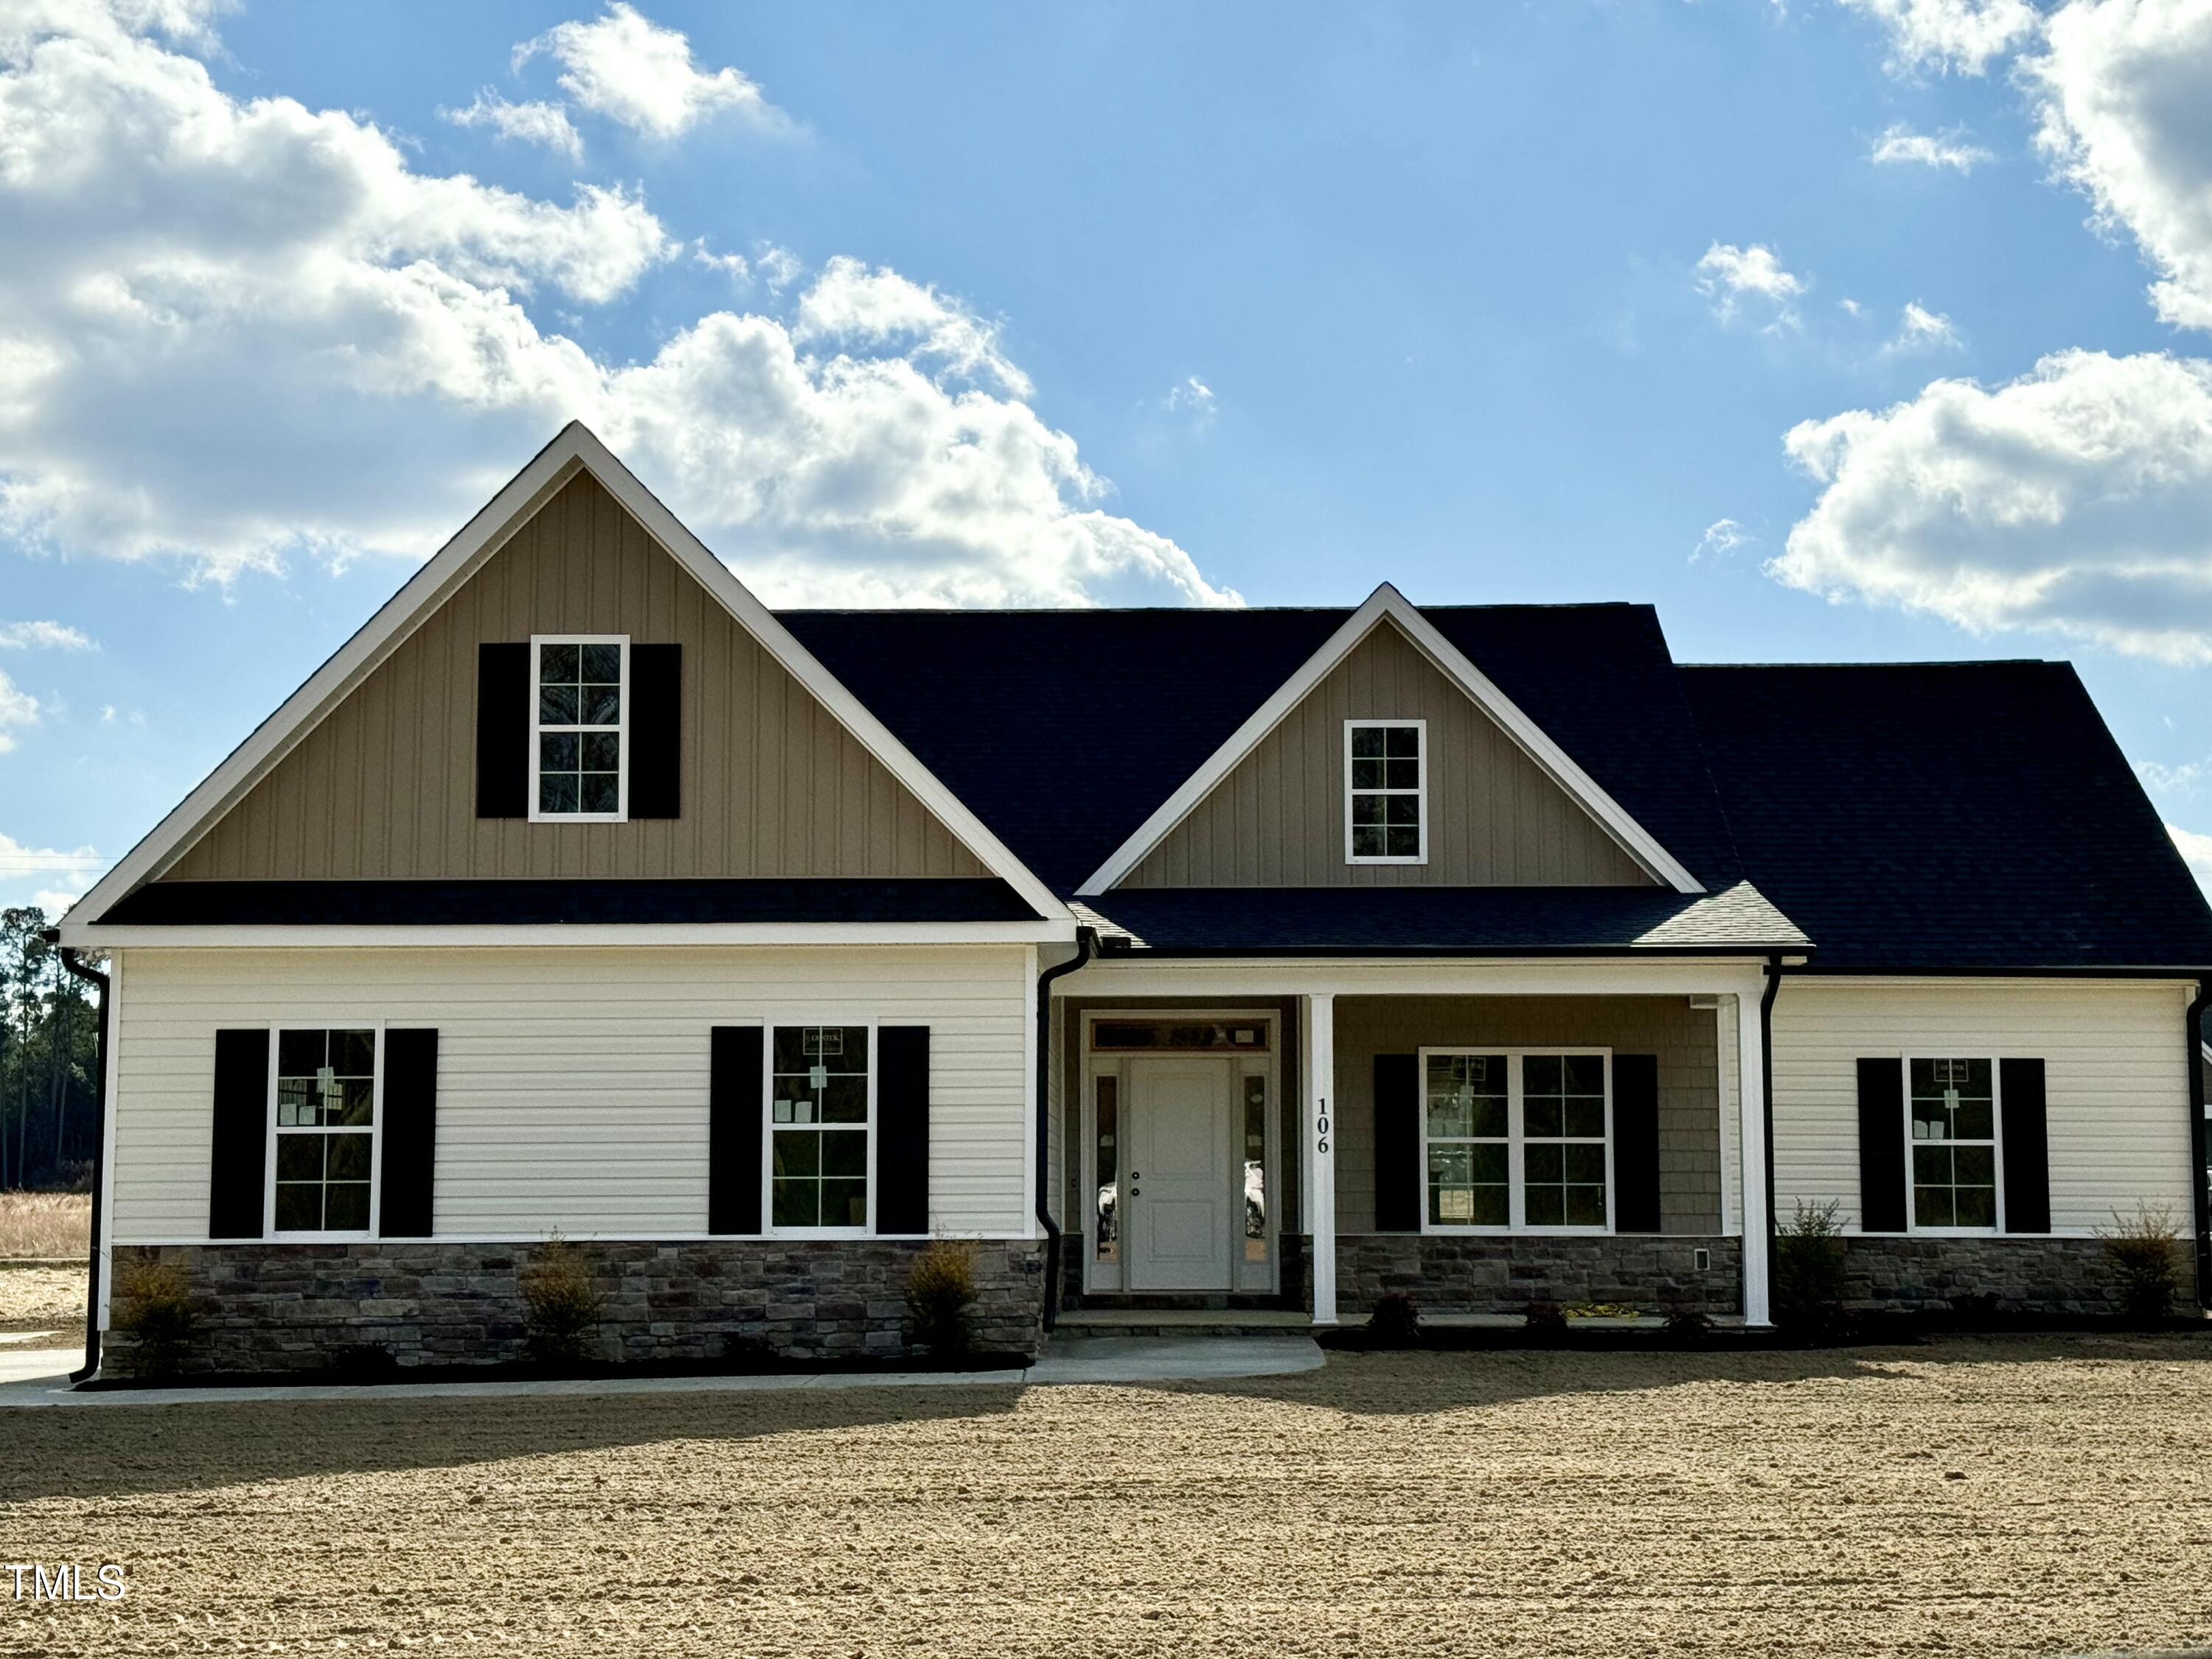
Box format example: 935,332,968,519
1074,583,1703,897
63,423,1070,944
67,920,1077,950
1054,955,1769,999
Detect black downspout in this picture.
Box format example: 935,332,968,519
2188,980,2211,1312
1760,954,1784,1315
1034,928,1095,1334
57,945,109,1382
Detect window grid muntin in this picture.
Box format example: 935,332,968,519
1345,719,1427,864
1418,1048,1613,1234
1906,1056,2002,1233
270,1026,379,1238
529,634,629,823
769,1023,873,1233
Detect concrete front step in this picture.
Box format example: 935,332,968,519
1052,1309,1313,1340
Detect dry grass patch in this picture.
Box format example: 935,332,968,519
5,1335,2212,1655
0,1190,91,1259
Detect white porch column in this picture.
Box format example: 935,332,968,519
1303,992,1338,1326
1736,987,1772,1327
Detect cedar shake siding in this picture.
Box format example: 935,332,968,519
163,471,986,883
1123,619,1655,889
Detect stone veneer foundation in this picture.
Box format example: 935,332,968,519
1838,1235,2180,1317
107,1239,1047,1374
1336,1234,1745,1318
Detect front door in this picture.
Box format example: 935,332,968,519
1126,1057,1234,1291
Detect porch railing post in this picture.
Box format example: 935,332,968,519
1736,985,1772,1326
1304,992,1338,1326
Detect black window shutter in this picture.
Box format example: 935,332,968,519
1613,1054,1662,1234
709,1026,764,1234
628,643,682,819
876,1026,931,1235
2000,1057,2051,1234
208,1028,269,1239
1857,1057,1907,1233
1372,1053,1420,1232
475,642,530,818
378,1029,439,1238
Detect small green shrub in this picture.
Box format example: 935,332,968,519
1522,1298,1568,1340
905,1240,979,1357
1365,1291,1422,1347
519,1235,603,1364
112,1259,196,1377
2098,1203,2183,1326
1773,1201,1849,1332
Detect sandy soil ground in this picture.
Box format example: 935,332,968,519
0,1262,86,1348
4,1335,2211,1657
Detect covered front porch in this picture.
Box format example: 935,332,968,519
1048,959,1776,1328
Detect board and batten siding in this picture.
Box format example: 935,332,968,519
108,946,1033,1242
1123,619,1654,888
1769,978,2196,1234
164,471,984,883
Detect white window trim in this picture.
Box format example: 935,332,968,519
1901,1054,2005,1237
1416,1046,1614,1236
1343,717,1428,866
264,1022,385,1242
762,1018,878,1239
528,633,630,824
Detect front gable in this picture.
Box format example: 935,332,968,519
164,470,985,883
1083,585,1703,896
1121,616,1655,888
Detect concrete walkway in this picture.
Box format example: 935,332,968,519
0,1333,1322,1408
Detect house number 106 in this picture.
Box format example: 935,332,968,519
1315,1105,1329,1154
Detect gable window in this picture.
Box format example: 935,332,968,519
1908,1057,2000,1231
1346,719,1425,863
1422,1048,1611,1233
271,1027,379,1236
531,636,628,821
769,1025,872,1231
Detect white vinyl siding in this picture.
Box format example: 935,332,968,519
108,945,1033,1242
1769,978,2194,1235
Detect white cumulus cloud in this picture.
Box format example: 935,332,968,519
1691,518,1753,563
442,91,584,161
1167,376,1215,425
1773,349,2212,661
2026,0,2212,332
0,620,93,649
516,3,781,141
0,828,103,917
1886,300,1964,352
1837,0,2044,75
2168,822,2212,896
0,1,1234,608
1871,122,1997,170
1694,242,1808,327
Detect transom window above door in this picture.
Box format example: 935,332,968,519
1346,720,1425,863
531,636,627,821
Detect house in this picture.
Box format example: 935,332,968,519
58,424,2212,1372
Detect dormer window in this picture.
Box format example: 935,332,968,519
1346,719,1425,863
532,635,628,821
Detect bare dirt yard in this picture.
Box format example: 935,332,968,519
5,1335,2212,1658
0,1193,89,1349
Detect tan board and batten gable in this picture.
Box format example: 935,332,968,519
162,471,986,883
1121,618,1656,888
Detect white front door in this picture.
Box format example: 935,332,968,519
1127,1057,1234,1291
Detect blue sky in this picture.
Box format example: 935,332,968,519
7,0,2212,911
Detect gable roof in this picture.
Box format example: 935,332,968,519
1067,585,1704,895
1683,661,2212,972
64,424,1071,936
783,597,1747,897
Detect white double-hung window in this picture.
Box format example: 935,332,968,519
769,1025,873,1232
531,635,628,821
1346,719,1426,863
1422,1049,1612,1232
270,1027,380,1237
1907,1057,2000,1231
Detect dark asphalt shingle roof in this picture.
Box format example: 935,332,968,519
1682,662,2212,971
